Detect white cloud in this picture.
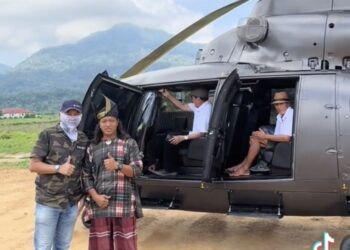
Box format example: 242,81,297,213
0,0,246,66
55,19,110,44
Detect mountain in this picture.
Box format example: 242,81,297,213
0,23,204,113
0,63,11,74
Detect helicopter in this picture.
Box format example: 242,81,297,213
80,0,350,220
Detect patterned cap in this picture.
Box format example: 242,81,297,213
97,96,119,120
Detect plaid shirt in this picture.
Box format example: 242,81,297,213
83,138,143,219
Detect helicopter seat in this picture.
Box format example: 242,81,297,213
270,142,292,173
251,125,292,175
178,137,207,174
145,111,194,168
155,111,194,134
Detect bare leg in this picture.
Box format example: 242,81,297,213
230,137,261,177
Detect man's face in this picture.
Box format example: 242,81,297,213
99,116,118,137
191,95,204,108
274,102,289,115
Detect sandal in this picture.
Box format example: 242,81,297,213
224,165,241,174
229,168,250,177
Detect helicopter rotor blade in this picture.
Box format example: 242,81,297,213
120,0,248,79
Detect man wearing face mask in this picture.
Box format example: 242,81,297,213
29,100,88,250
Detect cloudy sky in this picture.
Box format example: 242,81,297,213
0,0,256,67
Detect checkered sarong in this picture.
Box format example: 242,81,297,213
89,217,137,250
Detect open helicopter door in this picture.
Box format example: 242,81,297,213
202,69,240,183
80,72,143,140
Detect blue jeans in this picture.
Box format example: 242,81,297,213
34,203,78,250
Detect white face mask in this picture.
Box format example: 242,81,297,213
60,112,82,129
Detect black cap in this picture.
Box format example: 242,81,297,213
191,87,209,99
60,100,82,113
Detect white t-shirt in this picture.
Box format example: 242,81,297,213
187,101,212,134
274,107,293,136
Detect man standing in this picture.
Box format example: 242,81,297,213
150,87,212,176
82,97,143,250
30,100,88,250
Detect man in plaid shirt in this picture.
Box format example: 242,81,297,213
83,96,143,250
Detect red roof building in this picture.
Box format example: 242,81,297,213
1,108,33,118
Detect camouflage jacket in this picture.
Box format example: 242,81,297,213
30,124,89,209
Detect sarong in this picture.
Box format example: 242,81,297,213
89,217,137,250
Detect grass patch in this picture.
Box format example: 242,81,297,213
0,131,38,153
0,115,58,132
0,115,58,154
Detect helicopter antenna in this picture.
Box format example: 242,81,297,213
120,0,248,79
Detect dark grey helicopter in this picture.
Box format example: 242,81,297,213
80,0,350,223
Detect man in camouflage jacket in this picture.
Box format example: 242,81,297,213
30,100,88,250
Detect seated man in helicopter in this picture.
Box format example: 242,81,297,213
227,91,293,177
149,87,212,176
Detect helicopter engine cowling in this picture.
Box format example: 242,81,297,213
200,1,350,72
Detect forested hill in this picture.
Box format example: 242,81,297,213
0,23,204,113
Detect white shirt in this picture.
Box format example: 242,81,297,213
187,101,212,133
274,107,293,136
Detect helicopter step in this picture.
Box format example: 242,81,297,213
227,204,283,219
141,196,181,210
227,190,283,218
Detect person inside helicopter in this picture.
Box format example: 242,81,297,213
226,91,293,177
148,87,212,176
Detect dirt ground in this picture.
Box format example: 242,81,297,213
1,168,350,250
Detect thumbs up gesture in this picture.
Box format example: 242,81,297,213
104,152,116,172
59,156,75,176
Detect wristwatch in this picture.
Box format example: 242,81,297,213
117,162,124,171
184,135,189,140
54,164,61,173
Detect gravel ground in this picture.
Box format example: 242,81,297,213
1,168,349,250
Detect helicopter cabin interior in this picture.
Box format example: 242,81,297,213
141,77,298,181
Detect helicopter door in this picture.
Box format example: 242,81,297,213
202,70,240,182
336,73,350,198
294,74,337,180
80,72,143,139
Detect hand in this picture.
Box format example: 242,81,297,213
104,152,116,172
58,156,75,176
92,194,111,209
252,130,266,140
169,135,185,145
159,89,169,98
